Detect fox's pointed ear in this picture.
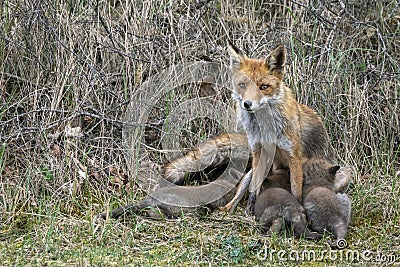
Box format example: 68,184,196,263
329,165,341,176
227,40,245,68
265,44,286,76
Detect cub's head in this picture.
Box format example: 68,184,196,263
303,158,354,194
302,158,341,189
227,41,286,111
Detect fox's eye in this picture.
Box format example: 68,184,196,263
260,85,269,90
238,83,246,88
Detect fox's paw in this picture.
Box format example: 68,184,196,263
244,193,256,216
219,203,233,213
245,201,255,216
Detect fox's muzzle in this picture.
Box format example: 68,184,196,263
241,99,262,111
243,100,252,110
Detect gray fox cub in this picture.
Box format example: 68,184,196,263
254,169,321,239
302,158,352,249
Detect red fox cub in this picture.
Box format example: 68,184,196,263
164,42,335,214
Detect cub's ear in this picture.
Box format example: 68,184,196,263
227,40,245,68
329,165,341,176
334,166,354,193
265,44,286,76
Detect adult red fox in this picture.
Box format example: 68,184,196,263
165,42,335,214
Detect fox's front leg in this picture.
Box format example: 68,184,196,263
288,155,303,201
245,146,266,215
219,170,252,213
220,145,261,213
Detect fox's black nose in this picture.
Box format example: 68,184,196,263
243,101,252,110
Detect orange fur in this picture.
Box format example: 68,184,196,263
221,43,335,214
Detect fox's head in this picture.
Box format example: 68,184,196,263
303,158,341,186
227,41,286,111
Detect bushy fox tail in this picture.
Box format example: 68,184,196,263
163,133,250,184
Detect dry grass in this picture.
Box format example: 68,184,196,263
1,0,399,265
